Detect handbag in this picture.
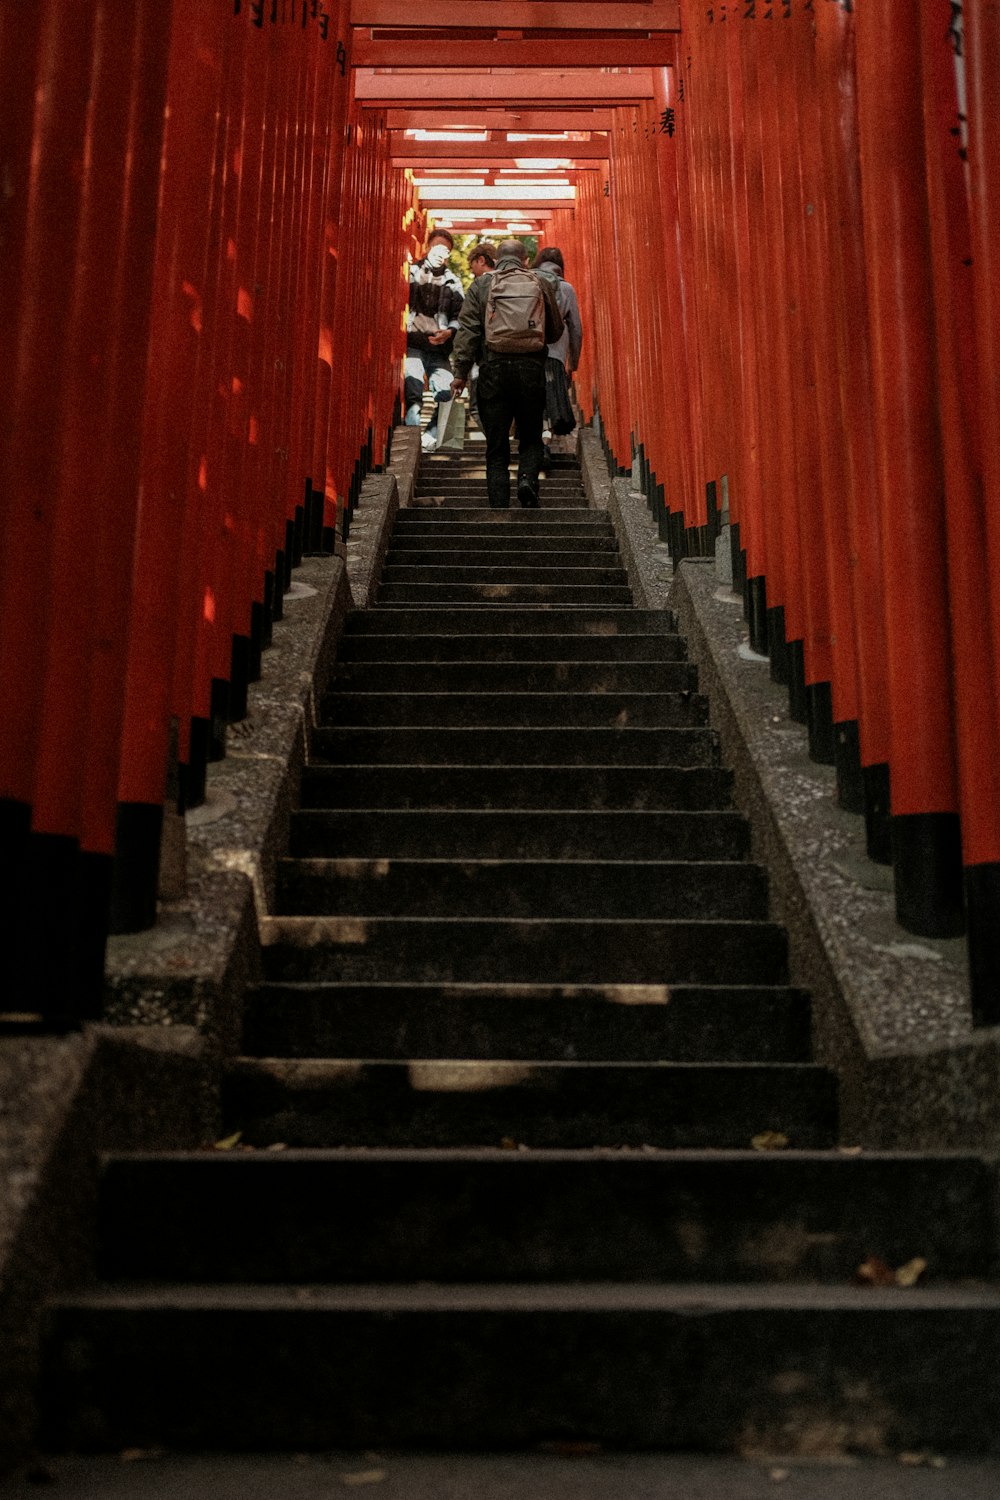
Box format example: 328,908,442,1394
544,357,576,435
410,312,440,336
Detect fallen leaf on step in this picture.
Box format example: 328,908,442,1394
769,1469,790,1483
899,1451,946,1468
265,1142,288,1151
894,1256,928,1287
751,1132,789,1151
837,1145,863,1156
340,1470,387,1486
855,1256,897,1286
500,1136,518,1150
542,1440,602,1458
213,1131,242,1151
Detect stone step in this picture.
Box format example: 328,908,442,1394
397,506,602,523
328,660,697,695
408,498,589,511
393,519,614,537
344,607,678,633
310,726,720,767
297,763,727,810
288,808,748,860
275,855,762,918
414,482,586,495
44,1282,1000,1452
389,534,621,553
319,690,708,728
221,1057,832,1149
380,564,630,587
242,981,812,1062
259,915,785,985
95,1150,993,1283
335,632,689,663
376,583,636,606
385,549,623,570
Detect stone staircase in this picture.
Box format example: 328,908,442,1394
43,447,1000,1456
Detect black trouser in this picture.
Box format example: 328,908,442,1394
476,355,546,508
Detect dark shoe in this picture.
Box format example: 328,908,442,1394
517,480,539,508
489,501,510,509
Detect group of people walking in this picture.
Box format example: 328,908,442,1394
404,230,583,510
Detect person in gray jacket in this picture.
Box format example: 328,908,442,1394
534,246,583,373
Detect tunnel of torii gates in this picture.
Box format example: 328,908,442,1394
1,0,1000,1030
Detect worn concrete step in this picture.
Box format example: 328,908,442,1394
288,809,748,861
376,583,636,606
393,519,614,537
335,631,688,663
398,506,601,522
344,607,677,633
96,1150,993,1284
311,726,719,767
320,691,707,729
298,764,727,811
260,915,785,985
44,1282,1000,1452
413,487,586,498
380,564,630,587
410,501,590,513
328,661,697,696
276,855,762,918
243,981,810,1062
222,1057,832,1149
389,533,621,554
384,549,623,571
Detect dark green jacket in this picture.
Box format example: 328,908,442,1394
451,257,565,381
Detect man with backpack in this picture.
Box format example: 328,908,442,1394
450,238,564,508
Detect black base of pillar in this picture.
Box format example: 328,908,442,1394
76,850,113,1020
834,720,865,814
283,522,295,588
747,575,768,657
208,676,229,756
183,716,210,810
262,571,275,648
786,638,808,724
730,522,747,599
864,761,892,865
304,480,324,554
210,675,231,752
228,637,250,726
767,606,790,686
110,801,164,934
249,602,265,682
892,812,965,939
806,680,836,765
322,524,337,553
272,552,285,621
292,503,305,568
966,862,1000,1026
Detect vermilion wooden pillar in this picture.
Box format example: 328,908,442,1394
115,2,229,928
856,0,963,937
813,0,892,853
922,0,1000,1016
964,0,1000,1017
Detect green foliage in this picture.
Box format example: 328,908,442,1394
440,231,541,290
